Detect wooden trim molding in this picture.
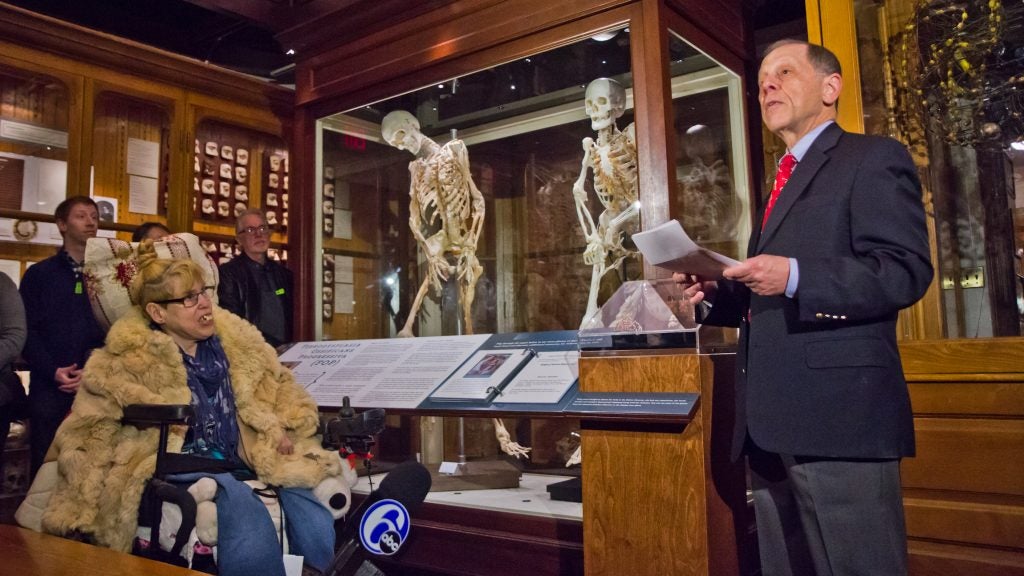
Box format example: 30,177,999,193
0,2,293,110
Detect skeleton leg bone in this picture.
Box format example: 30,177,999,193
398,274,433,337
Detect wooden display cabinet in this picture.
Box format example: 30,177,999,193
0,4,292,272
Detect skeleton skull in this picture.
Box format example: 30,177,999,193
584,77,627,131
381,110,423,154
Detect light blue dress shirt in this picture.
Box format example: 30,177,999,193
780,120,834,298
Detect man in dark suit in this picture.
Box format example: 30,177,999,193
677,40,933,575
218,208,293,348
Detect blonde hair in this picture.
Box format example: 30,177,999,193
131,239,207,308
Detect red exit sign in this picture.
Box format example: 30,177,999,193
343,135,366,150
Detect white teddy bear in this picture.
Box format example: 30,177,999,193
155,453,358,563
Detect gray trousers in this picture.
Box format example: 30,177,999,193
748,447,909,576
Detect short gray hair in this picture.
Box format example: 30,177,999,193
762,39,842,77
235,208,267,233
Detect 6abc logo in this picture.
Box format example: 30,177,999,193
359,499,411,556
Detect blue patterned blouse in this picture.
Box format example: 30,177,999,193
178,335,242,464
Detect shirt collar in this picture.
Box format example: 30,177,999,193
788,120,834,163
60,248,83,276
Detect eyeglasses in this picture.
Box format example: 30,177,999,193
156,286,215,308
239,225,269,236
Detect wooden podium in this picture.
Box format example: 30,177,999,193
579,351,749,576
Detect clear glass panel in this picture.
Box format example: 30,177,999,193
667,33,751,262
92,92,171,234
316,26,636,341
864,0,1023,337
0,64,70,219
315,26,642,472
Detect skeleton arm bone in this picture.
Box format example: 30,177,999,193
407,178,451,291
572,139,599,238
450,140,485,251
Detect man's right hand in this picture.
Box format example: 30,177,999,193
672,273,717,306
55,363,83,394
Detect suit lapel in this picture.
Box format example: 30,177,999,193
755,123,844,253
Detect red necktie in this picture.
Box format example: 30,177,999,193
762,153,796,230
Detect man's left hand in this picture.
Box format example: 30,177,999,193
722,255,790,296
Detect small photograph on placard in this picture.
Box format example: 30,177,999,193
465,354,510,378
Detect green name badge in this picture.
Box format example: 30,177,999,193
75,281,82,294
275,288,285,296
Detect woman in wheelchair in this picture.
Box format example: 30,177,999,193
40,241,343,576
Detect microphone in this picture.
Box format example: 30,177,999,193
325,460,432,576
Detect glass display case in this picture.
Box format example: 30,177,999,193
0,63,70,249
192,119,289,265
91,91,171,235
314,26,749,342
310,20,751,475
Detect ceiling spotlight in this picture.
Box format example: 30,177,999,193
285,48,295,56
592,30,618,42
510,84,516,90
438,84,444,89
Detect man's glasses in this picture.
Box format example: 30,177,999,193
156,286,215,308
239,224,269,236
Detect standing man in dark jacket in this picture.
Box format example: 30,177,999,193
677,40,933,575
20,196,106,476
218,208,293,348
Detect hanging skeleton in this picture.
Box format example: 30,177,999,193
382,110,485,338
572,78,640,328
381,110,530,459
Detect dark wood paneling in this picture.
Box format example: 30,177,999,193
0,3,292,110
348,496,583,576
904,418,1024,497
296,0,627,108
664,0,748,65
900,338,1024,576
909,539,1024,576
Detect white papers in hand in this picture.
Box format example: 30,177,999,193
631,220,740,279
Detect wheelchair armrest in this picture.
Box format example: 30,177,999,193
123,404,193,426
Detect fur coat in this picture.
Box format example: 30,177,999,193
41,306,340,552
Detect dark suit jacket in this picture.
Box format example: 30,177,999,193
217,254,294,347
705,123,933,460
